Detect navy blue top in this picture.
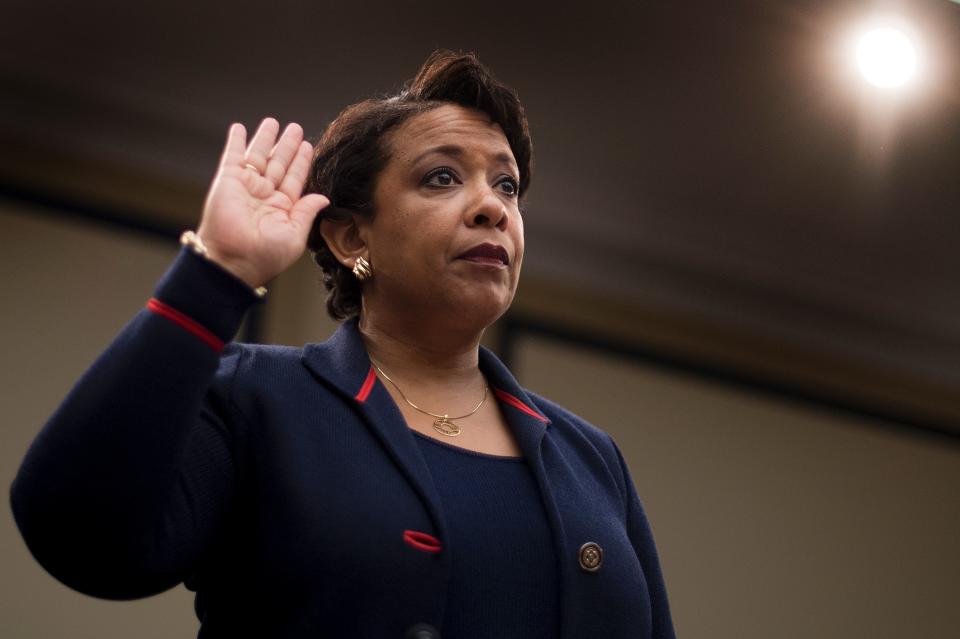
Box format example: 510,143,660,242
413,432,559,638
10,248,675,639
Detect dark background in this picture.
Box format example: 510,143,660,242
2,0,958,432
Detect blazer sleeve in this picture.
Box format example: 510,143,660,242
608,434,676,639
9,248,259,600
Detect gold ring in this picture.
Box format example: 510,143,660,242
243,163,261,174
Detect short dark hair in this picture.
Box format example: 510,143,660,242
304,50,533,320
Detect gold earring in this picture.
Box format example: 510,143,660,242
352,256,372,281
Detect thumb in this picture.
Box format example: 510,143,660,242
290,194,330,230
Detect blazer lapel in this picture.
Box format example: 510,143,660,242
300,320,448,544
478,346,550,459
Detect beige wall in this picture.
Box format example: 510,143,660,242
3,202,958,638
1,204,197,637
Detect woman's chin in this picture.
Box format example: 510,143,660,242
365,277,516,333
443,286,514,330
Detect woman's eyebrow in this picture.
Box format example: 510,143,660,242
411,144,516,169
412,144,464,165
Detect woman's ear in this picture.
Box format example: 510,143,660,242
319,213,369,268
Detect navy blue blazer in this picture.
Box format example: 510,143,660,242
11,249,674,638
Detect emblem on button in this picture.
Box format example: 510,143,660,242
579,541,603,572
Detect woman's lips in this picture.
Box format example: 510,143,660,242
456,243,510,266
462,256,507,267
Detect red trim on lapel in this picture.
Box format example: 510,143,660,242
493,388,549,423
403,530,443,553
354,366,377,402
146,298,224,353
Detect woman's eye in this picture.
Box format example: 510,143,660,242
424,168,458,187
498,176,520,196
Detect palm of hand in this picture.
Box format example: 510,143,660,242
197,118,330,289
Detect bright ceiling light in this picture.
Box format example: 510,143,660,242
856,27,918,88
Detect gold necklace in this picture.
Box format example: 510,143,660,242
370,360,487,437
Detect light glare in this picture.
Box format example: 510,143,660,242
856,27,917,88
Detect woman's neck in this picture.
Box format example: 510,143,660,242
357,307,486,394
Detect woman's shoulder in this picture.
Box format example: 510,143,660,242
524,389,632,501
206,342,343,429
209,342,308,399
223,341,304,362
525,390,618,453
215,341,304,374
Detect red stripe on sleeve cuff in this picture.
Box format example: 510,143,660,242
146,298,225,353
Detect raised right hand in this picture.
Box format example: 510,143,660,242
196,118,330,289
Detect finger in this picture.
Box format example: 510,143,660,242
290,193,330,231
220,123,247,169
279,140,315,202
244,117,280,173
263,122,304,187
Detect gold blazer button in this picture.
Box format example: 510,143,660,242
578,541,603,572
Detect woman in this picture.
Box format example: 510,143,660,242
10,51,674,638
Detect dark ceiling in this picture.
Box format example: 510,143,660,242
2,0,959,426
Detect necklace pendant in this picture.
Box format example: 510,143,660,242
433,416,462,437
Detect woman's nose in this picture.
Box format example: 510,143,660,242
465,187,508,230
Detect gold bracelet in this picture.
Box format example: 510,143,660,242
180,230,267,298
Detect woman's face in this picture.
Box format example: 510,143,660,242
359,104,524,329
